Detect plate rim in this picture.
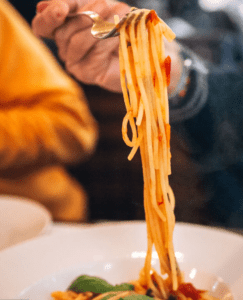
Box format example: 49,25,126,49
0,221,243,299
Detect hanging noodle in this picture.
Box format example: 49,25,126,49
51,8,220,300
119,8,179,297
118,8,219,300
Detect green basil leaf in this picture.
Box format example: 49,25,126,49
113,283,134,291
68,275,114,293
68,275,135,295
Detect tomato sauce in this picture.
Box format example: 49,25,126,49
164,56,171,87
146,10,160,25
170,283,206,300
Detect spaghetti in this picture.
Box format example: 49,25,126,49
118,8,218,300
51,8,220,300
119,8,179,297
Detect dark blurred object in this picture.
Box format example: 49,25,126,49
68,86,145,221
168,0,236,31
168,0,197,16
166,0,243,72
9,0,37,23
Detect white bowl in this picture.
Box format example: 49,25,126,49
0,195,52,250
0,222,242,299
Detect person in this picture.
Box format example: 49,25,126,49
32,0,243,228
0,0,98,222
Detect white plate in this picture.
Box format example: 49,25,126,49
0,221,242,299
0,195,52,250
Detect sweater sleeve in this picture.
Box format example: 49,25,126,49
0,0,98,171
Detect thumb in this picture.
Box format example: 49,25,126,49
32,0,70,38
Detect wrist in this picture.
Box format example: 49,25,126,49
169,43,209,106
169,43,209,122
168,52,191,101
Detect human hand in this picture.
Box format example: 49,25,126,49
32,0,130,92
32,0,182,93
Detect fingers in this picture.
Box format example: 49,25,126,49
66,37,122,92
60,1,129,91
32,0,130,39
36,1,49,13
32,0,130,91
32,0,82,38
32,0,70,38
76,0,129,20
54,0,126,61
98,54,122,92
54,15,94,61
60,26,97,63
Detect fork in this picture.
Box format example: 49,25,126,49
68,9,139,39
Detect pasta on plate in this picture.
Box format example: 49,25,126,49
52,8,221,300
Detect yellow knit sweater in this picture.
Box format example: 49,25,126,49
0,0,98,221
